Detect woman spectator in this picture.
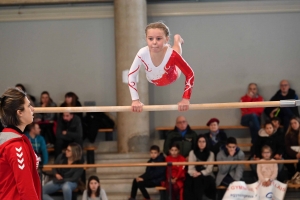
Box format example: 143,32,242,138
35,91,57,122
204,118,227,156
0,88,41,200
82,176,108,200
284,117,300,178
60,92,83,120
43,143,84,200
184,135,216,200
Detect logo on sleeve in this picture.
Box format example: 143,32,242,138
15,146,25,170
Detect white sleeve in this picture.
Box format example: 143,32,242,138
128,53,142,100
82,190,87,200
101,189,108,200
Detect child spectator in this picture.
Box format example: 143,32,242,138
128,145,165,200
216,137,245,187
257,145,278,187
25,122,48,165
82,176,108,200
184,135,216,200
204,118,227,156
165,143,186,200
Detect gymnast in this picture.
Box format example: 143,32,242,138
128,21,194,112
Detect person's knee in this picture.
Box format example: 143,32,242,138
62,182,72,192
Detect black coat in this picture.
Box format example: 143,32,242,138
140,153,166,185
204,130,227,156
264,89,299,118
254,133,284,158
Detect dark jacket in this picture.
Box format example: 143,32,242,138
253,133,284,158
56,115,83,142
285,130,300,159
204,130,227,156
264,89,299,118
52,153,84,184
163,125,197,157
140,153,166,185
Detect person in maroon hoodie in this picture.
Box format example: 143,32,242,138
0,88,41,200
240,83,264,144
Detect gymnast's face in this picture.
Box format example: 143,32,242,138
146,28,169,53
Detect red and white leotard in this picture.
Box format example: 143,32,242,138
128,46,194,100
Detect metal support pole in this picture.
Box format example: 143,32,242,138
280,100,296,107
167,162,172,200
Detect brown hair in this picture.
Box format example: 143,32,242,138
28,122,38,131
0,88,26,127
64,92,79,107
261,145,272,153
40,91,54,106
286,117,300,145
68,143,82,162
145,21,170,37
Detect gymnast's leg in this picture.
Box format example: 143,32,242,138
172,34,184,55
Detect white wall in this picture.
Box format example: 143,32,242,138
0,8,299,132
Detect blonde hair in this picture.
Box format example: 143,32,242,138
0,88,27,127
68,143,82,162
145,21,170,37
286,117,300,145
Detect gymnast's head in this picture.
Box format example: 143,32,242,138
145,21,170,37
0,88,34,129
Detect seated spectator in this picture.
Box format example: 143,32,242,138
128,145,165,200
216,137,245,187
165,144,186,200
240,83,264,144
35,91,57,122
251,121,284,179
55,112,83,157
15,83,36,105
43,143,84,200
25,122,48,165
264,80,299,132
204,118,227,156
259,117,284,140
257,145,278,187
284,117,300,178
60,92,83,120
35,91,57,146
184,135,216,200
163,116,197,158
82,176,108,200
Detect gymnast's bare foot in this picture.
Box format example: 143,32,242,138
172,34,184,55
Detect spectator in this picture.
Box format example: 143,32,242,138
257,145,278,187
128,145,165,200
25,122,48,165
82,176,108,200
35,91,57,122
251,121,284,180
60,92,83,120
15,83,36,105
216,137,245,187
43,143,84,200
35,91,57,146
204,118,227,156
259,117,284,140
55,112,83,157
240,83,264,144
184,135,216,200
264,80,299,131
284,117,300,178
165,143,186,200
163,116,197,158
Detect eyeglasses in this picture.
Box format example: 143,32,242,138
280,84,288,87
176,121,186,124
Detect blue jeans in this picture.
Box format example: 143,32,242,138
241,114,261,144
43,180,77,200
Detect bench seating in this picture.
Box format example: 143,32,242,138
156,125,248,131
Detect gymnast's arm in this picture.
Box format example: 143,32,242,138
128,53,144,112
173,50,194,111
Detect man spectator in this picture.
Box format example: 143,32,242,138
240,83,264,144
216,137,245,186
55,112,83,157
163,116,197,158
25,122,48,165
204,118,227,156
264,80,299,131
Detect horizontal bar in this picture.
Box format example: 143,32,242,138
34,101,284,113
